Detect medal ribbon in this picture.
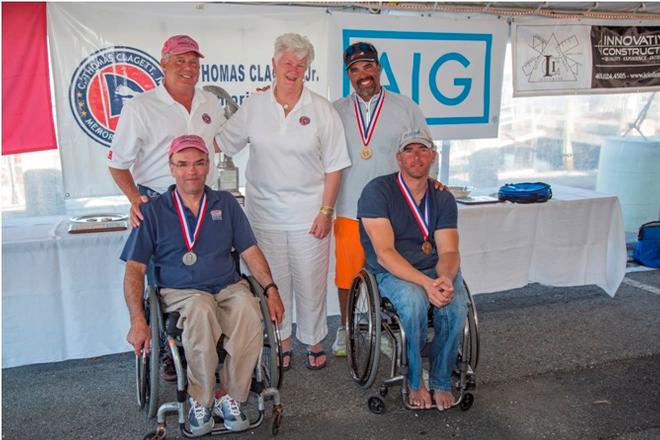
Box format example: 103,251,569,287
396,172,430,242
353,88,385,147
172,189,207,253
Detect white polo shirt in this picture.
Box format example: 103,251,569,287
217,87,351,230
108,84,225,194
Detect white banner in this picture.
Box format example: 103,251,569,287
512,19,660,97
47,3,328,198
513,21,594,97
327,12,508,140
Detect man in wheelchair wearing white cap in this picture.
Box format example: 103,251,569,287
357,128,468,411
121,134,284,436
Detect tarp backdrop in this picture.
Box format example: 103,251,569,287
48,3,507,199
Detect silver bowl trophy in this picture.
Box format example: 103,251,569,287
203,85,244,205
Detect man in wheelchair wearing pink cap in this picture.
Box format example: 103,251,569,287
121,135,284,436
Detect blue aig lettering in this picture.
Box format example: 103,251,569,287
379,52,401,93
428,53,472,106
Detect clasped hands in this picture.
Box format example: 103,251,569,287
423,275,454,307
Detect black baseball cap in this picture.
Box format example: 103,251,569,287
343,42,378,69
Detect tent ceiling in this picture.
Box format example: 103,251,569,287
290,2,660,19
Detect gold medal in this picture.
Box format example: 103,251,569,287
422,241,432,256
360,146,373,160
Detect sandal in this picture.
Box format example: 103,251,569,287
304,350,327,370
280,351,292,372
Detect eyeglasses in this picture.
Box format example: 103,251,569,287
170,159,209,169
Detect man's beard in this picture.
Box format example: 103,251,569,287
355,77,378,100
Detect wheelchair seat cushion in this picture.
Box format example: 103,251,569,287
165,312,183,338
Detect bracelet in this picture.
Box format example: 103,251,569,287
319,206,334,217
263,282,278,294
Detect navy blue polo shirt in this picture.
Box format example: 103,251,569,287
357,173,457,274
121,185,256,293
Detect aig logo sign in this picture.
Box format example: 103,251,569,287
342,30,494,126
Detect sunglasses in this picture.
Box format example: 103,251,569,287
343,42,378,65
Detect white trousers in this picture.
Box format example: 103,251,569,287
252,226,329,345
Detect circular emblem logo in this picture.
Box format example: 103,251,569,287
202,113,211,124
299,116,310,126
69,46,163,147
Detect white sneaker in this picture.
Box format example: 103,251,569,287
332,326,347,357
213,394,249,432
188,397,214,437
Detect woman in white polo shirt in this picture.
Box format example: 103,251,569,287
217,33,350,371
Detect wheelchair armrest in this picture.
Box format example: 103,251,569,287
165,312,182,338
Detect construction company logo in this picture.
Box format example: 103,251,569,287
69,46,163,147
521,31,583,83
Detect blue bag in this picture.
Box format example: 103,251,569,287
498,182,552,204
633,221,660,268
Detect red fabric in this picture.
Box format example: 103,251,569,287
2,2,57,155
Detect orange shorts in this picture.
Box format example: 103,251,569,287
334,217,365,290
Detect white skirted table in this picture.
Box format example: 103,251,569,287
457,185,627,297
2,216,132,368
2,185,627,368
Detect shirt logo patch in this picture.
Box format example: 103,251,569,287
299,116,310,126
107,150,113,160
202,113,211,124
210,209,223,221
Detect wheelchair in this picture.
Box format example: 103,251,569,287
136,275,284,439
346,269,479,414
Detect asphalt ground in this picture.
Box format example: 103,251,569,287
3,269,659,440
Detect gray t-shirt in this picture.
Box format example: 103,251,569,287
333,89,431,219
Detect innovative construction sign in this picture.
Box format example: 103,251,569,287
513,20,660,96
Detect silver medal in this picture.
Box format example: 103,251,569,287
182,251,197,266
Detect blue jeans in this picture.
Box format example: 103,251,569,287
376,268,467,391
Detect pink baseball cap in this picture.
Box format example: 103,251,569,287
168,135,209,157
161,35,204,58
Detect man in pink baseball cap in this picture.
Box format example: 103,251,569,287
108,34,225,229
122,134,284,436
108,34,227,394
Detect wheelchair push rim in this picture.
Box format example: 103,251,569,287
347,269,381,389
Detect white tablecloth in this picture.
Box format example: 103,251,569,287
458,185,627,296
2,216,132,368
1,185,626,368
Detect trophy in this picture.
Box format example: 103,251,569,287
217,152,242,196
203,85,244,204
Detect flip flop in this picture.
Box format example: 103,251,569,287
280,351,292,372
304,350,326,370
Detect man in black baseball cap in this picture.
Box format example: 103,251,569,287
330,41,438,359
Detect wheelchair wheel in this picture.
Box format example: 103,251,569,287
460,281,480,372
246,276,282,390
145,286,161,419
347,270,381,389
